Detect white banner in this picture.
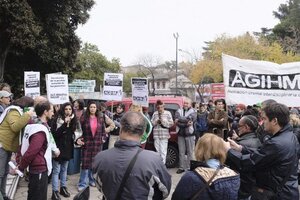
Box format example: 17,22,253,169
222,54,300,107
24,71,40,99
69,79,96,93
131,77,148,107
46,74,69,105
102,73,123,101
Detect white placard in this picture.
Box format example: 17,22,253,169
222,54,300,107
131,77,148,107
102,73,123,101
24,71,40,99
46,74,69,104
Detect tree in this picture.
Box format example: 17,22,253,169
0,0,94,95
135,54,163,96
123,71,145,95
74,43,121,91
272,0,300,53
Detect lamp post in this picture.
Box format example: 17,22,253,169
173,32,179,96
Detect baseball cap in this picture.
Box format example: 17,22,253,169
0,90,12,98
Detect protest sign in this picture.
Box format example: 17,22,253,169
24,71,40,99
131,77,148,107
46,73,69,104
102,73,123,101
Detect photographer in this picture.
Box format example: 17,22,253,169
151,100,174,164
174,97,196,174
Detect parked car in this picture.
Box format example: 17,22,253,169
105,96,185,168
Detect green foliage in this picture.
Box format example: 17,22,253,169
0,0,94,96
74,43,121,91
272,0,300,53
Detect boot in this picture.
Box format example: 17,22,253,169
60,187,71,198
51,191,61,200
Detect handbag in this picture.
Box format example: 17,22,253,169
73,186,90,200
190,167,221,200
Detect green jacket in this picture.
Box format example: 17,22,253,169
0,110,31,152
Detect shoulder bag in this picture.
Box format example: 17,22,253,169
114,148,142,200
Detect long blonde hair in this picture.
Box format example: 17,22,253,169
195,133,226,164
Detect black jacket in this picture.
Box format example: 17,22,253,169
227,125,299,200
227,132,261,199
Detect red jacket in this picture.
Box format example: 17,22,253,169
18,131,47,174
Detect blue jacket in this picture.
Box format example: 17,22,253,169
172,162,240,200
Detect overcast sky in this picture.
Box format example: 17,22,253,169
76,0,287,66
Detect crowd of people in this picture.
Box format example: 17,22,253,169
0,81,299,200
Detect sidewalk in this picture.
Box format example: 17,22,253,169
13,168,181,200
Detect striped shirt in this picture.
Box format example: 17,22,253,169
151,110,174,139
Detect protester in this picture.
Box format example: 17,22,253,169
0,96,34,200
256,99,277,143
194,103,209,142
76,101,114,191
99,102,115,150
0,83,11,93
227,115,261,199
151,100,174,164
207,99,228,139
0,91,12,116
73,99,85,146
129,104,153,148
174,97,197,174
108,103,125,149
207,99,215,112
92,111,172,200
172,133,240,200
17,101,55,200
50,102,77,200
230,103,246,134
225,103,299,200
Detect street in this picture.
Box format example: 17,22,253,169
14,168,182,200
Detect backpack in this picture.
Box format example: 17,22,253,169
195,112,208,132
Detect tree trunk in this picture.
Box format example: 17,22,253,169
0,47,8,82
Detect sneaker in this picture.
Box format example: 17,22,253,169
60,187,71,198
78,187,85,192
176,168,185,174
51,191,61,200
89,182,96,187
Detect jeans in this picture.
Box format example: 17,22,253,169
178,136,195,169
78,169,95,189
52,160,69,191
154,138,168,164
0,147,11,198
28,171,48,200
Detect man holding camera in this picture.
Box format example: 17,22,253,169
151,100,174,164
175,97,197,174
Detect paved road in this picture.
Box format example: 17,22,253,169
14,168,183,200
